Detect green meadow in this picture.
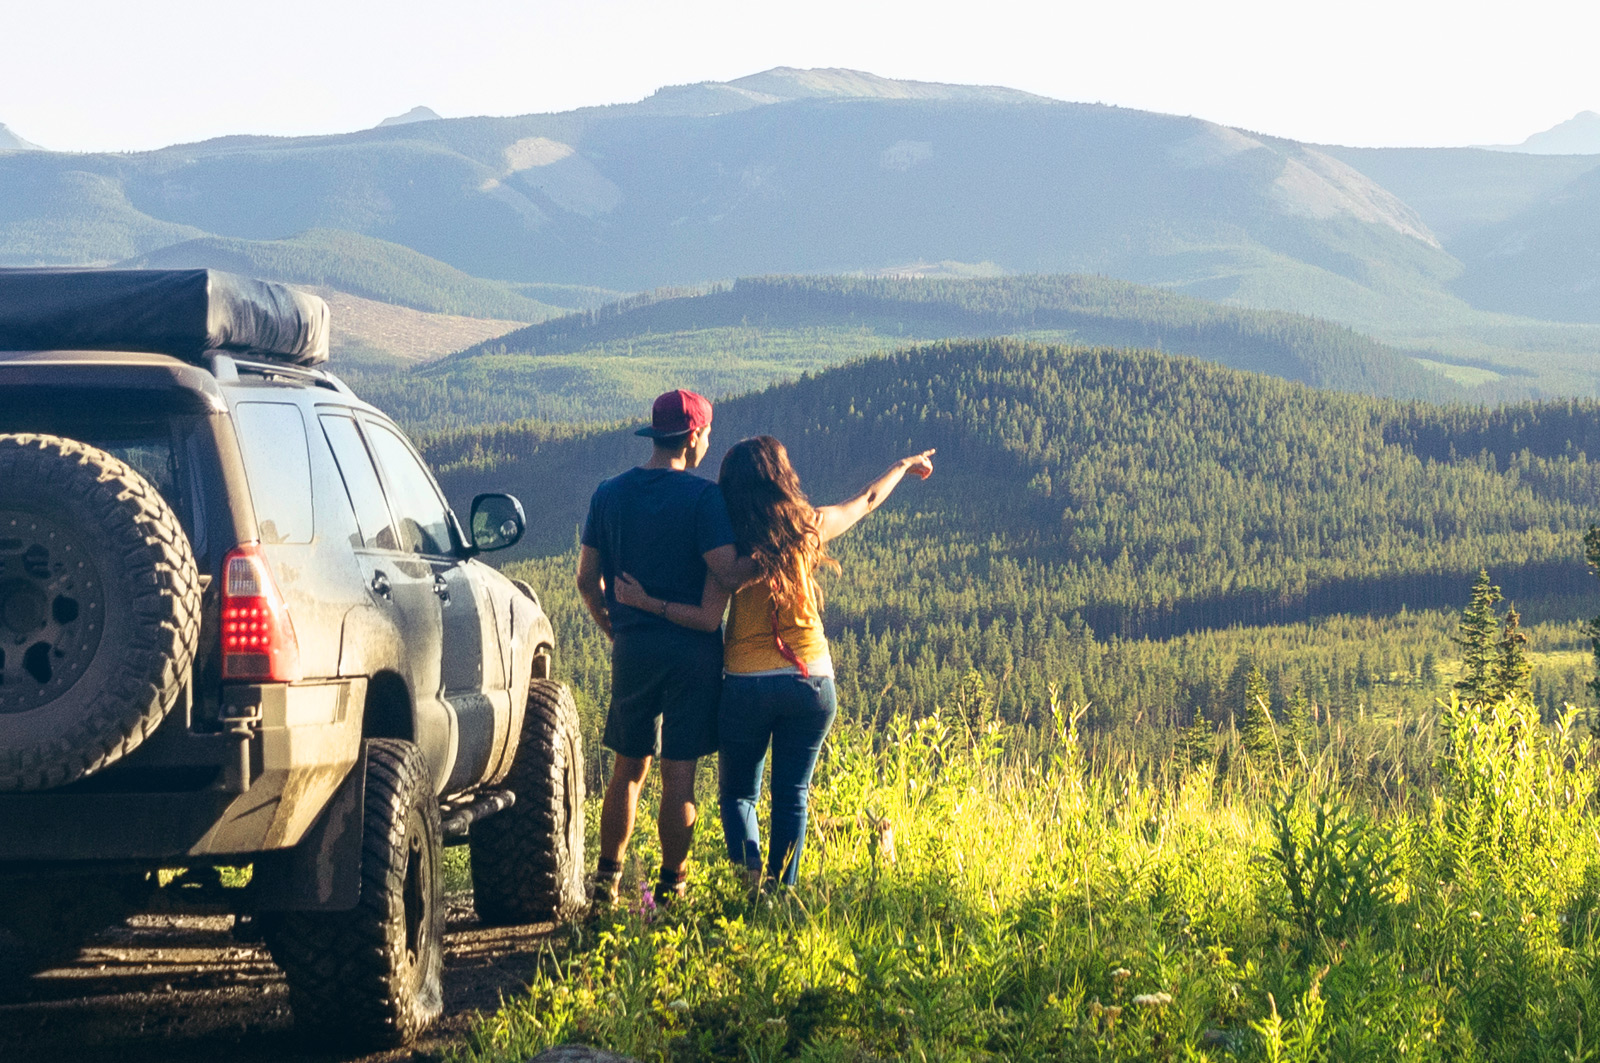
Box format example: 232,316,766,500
451,684,1600,1062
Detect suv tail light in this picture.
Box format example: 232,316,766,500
221,543,302,682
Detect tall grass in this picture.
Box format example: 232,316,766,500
455,688,1600,1062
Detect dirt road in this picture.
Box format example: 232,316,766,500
0,894,554,1063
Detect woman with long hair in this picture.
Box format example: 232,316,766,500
616,436,934,886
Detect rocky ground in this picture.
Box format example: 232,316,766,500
0,893,557,1063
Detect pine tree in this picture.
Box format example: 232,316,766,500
1453,569,1503,704
1587,525,1600,702
1181,704,1214,770
1491,605,1532,701
1420,650,1439,688
1240,666,1277,764
1286,687,1314,751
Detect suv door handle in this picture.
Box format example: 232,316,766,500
433,574,451,603
370,571,392,599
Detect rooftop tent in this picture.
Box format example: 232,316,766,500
0,268,330,366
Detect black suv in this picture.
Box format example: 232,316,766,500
0,269,585,1048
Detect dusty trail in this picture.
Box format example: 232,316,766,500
0,894,554,1063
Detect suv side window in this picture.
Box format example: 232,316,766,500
320,414,400,552
363,420,454,556
232,402,314,545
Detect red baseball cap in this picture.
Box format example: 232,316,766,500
636,389,713,439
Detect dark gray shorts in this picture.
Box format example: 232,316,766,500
603,626,723,761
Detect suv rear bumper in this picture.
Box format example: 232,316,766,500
0,678,363,863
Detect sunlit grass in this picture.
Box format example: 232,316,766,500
453,689,1600,1062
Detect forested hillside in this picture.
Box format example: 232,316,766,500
433,335,1600,651
458,275,1449,393
422,338,1600,748
348,274,1460,429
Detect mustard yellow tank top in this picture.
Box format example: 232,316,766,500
724,564,830,674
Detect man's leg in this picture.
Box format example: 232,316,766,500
654,631,724,899
596,631,665,905
656,758,699,897
595,753,651,903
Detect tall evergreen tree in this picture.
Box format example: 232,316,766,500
1420,650,1439,688
1587,525,1600,701
1492,605,1532,701
1181,704,1214,771
1453,570,1503,704
1240,666,1277,763
1286,687,1315,751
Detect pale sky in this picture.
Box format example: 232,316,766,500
3,0,1595,154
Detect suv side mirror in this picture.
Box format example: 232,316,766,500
469,493,526,553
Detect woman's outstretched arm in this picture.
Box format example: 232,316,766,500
815,449,935,544
613,570,731,633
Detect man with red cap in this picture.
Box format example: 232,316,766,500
576,389,751,908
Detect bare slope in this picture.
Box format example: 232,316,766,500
122,229,561,320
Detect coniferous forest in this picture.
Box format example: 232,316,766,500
419,335,1600,780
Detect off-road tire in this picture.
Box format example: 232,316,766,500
0,433,201,791
470,679,587,925
263,739,445,1049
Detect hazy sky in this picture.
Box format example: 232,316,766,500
4,0,1595,153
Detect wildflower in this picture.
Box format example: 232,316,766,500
1102,1005,1123,1027
1469,910,1483,922
1133,992,1174,1007
1521,912,1536,926
1112,967,1132,983
764,1017,787,1027
666,998,690,1014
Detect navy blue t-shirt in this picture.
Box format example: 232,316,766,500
581,467,736,637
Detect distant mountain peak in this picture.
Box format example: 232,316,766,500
1488,111,1600,155
376,106,444,128
635,67,1050,116
727,67,1049,104
0,122,43,151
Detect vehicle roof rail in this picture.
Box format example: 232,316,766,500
231,357,358,397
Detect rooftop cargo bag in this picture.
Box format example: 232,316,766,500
0,268,329,366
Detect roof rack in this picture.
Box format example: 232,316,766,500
228,355,358,398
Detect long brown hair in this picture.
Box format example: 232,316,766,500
718,436,839,607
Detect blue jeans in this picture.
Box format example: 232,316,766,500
718,673,838,886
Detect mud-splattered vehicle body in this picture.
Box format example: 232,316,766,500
0,269,584,1048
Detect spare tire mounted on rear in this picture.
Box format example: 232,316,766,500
0,433,201,791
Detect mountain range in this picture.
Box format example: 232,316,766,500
1489,111,1600,155
1,68,1597,386
0,124,42,152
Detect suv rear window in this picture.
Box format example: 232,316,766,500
232,402,314,545
0,414,199,544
